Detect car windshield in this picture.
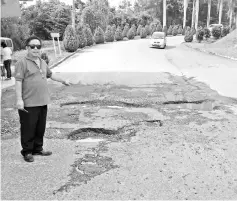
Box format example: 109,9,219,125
152,33,164,39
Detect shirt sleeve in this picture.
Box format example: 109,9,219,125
46,66,52,78
15,60,25,81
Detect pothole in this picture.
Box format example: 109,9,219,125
163,100,215,111
54,153,119,195
60,100,145,108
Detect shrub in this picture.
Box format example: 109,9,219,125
63,25,79,52
167,25,173,35
137,25,142,36
105,25,114,42
221,26,230,37
156,24,163,32
140,27,147,38
84,25,94,46
94,26,105,44
111,24,116,36
184,31,193,42
150,23,156,35
182,26,186,35
76,24,87,48
190,27,196,35
122,24,130,38
203,27,211,39
162,26,167,36
131,24,137,36
145,24,151,36
196,28,204,42
172,26,178,36
127,27,135,39
178,26,183,35
185,26,191,35
114,26,123,41
212,26,222,39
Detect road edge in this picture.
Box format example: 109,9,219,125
183,43,237,61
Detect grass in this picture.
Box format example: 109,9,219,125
185,29,237,59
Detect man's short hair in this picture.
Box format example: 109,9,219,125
1,42,7,48
25,36,42,47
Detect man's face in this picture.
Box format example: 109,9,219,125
27,39,41,58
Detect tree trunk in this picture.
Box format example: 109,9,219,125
191,0,196,28
163,0,166,28
183,0,187,28
207,0,211,27
195,0,199,30
229,7,233,28
72,0,76,30
218,0,223,24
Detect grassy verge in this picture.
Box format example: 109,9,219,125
185,32,237,60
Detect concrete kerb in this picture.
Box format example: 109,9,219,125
183,43,237,61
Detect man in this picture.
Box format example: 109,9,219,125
15,36,70,162
1,41,12,80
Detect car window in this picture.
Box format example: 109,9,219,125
5,40,13,47
152,33,164,39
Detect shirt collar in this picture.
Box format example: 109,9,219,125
26,54,41,62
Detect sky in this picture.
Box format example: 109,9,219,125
25,0,136,7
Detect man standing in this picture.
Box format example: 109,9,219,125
15,36,70,162
1,41,12,80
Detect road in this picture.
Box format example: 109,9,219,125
1,36,237,200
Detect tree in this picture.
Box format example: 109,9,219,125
84,24,94,46
163,0,167,28
183,0,189,28
218,0,223,24
114,25,123,41
191,0,196,28
195,0,199,31
76,23,87,48
105,25,114,42
122,23,130,38
94,26,105,44
63,25,79,52
81,7,97,34
206,0,211,27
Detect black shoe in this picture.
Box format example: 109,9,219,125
23,154,34,162
32,150,52,156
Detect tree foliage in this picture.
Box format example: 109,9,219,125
94,26,105,44
63,25,79,52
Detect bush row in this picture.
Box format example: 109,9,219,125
63,22,169,52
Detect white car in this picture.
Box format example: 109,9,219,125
150,32,166,49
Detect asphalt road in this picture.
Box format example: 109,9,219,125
2,36,237,200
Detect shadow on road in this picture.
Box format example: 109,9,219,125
149,45,176,50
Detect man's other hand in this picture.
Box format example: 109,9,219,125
62,80,71,86
16,99,24,110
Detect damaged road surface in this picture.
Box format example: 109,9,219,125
1,37,237,200
2,72,237,200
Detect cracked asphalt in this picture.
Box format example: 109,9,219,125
1,36,237,200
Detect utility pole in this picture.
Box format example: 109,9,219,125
163,0,166,28
72,0,75,30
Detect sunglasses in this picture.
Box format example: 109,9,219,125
28,44,42,50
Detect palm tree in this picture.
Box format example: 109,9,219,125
183,0,189,28
191,0,196,28
206,0,211,27
163,0,166,28
195,0,199,30
218,0,223,24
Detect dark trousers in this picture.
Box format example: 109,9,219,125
3,59,11,78
18,105,48,156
